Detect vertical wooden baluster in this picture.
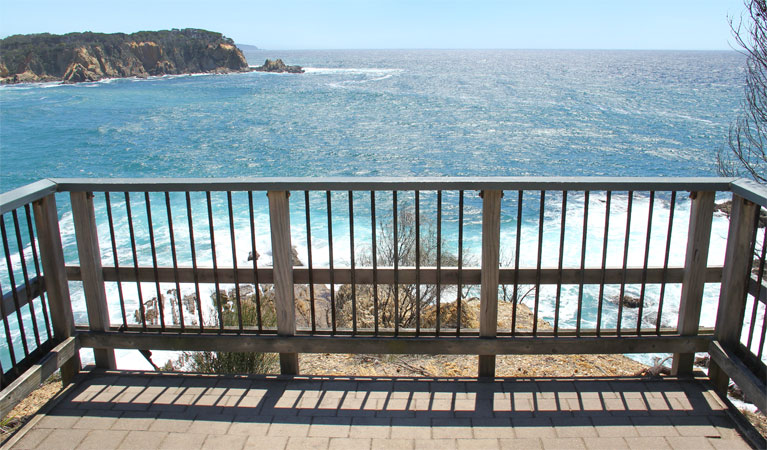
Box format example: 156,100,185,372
0,215,28,358
206,192,223,331
511,191,522,336
457,190,464,336
304,191,315,333
436,191,442,336
186,193,204,330
671,191,714,376
657,192,677,335
479,190,501,378
144,193,165,330
349,191,357,335
637,192,655,335
71,191,116,369
576,192,589,338
34,194,80,383
617,191,634,336
12,210,40,348
555,192,567,334
393,191,399,336
746,221,766,351
533,191,545,336
165,193,184,330
105,193,127,329
227,192,243,331
125,193,147,330
415,191,421,336
371,191,379,335
709,194,758,392
248,192,263,331
597,192,612,336
25,205,52,338
327,191,336,334
268,191,298,374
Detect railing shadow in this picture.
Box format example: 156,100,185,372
42,369,731,434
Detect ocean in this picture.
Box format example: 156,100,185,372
0,49,752,370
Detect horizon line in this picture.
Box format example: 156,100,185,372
242,47,739,52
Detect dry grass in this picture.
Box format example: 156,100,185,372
0,373,62,437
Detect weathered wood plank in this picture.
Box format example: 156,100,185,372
267,191,298,375
709,195,759,394
1,276,43,320
70,192,115,370
78,331,710,355
0,337,78,419
50,177,734,193
0,180,57,216
86,322,710,338
730,178,767,208
32,194,79,384
479,190,501,377
709,340,766,414
673,191,715,376
67,265,723,286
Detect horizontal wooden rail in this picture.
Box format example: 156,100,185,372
1,276,44,318
83,324,712,338
78,331,710,355
65,265,724,286
0,180,57,216
730,178,767,208
50,176,736,193
0,336,78,419
709,340,766,413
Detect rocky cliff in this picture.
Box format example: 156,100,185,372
0,29,250,84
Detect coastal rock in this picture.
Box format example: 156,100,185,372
714,199,767,227
0,29,250,84
254,58,304,73
608,294,642,309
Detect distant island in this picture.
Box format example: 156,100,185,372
0,29,252,84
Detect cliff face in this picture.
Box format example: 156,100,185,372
0,29,250,84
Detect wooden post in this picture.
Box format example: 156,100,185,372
479,190,502,378
267,191,298,375
709,194,759,394
32,194,80,384
672,191,714,376
70,192,116,369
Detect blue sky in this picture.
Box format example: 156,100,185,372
0,0,747,50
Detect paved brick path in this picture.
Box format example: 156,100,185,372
4,371,755,449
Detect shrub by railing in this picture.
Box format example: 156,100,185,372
0,177,764,417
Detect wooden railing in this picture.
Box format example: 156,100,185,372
0,177,765,417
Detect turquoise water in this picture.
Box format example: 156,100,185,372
0,49,753,370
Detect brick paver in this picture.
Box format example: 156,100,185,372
2,371,759,450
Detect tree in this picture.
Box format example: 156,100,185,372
718,0,767,183
335,207,477,330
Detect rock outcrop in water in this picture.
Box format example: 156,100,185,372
0,29,250,84
254,58,304,73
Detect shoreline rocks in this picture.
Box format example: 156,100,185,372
253,58,304,73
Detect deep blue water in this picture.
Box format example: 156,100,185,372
0,50,754,370
0,50,745,190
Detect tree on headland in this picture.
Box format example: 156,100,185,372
718,0,767,183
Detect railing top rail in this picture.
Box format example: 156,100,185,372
731,178,767,207
49,176,736,193
0,179,57,215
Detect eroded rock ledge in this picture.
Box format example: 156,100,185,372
253,58,304,73
0,29,250,84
